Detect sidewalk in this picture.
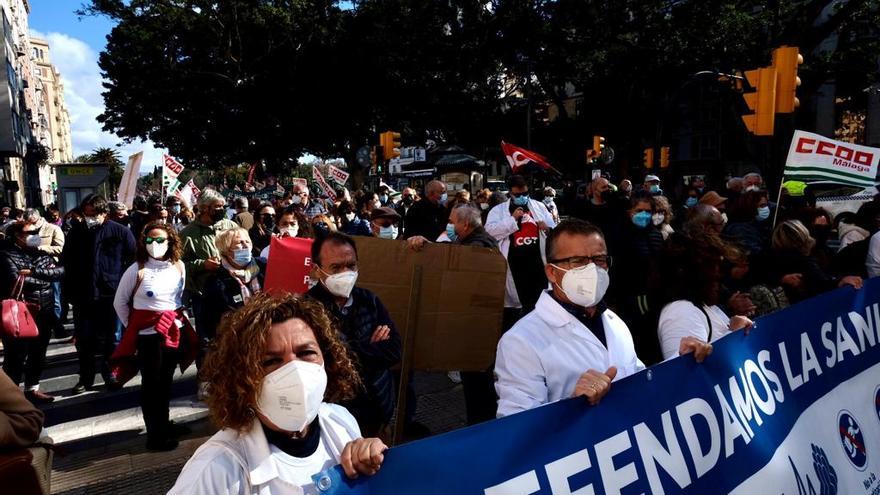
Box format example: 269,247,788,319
49,372,466,494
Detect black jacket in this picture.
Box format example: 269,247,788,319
307,283,401,429
0,242,64,311
200,269,251,337
403,199,446,240
458,227,498,248
61,220,136,302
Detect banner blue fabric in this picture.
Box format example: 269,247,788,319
315,280,880,494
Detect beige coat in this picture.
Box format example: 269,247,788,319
37,220,64,258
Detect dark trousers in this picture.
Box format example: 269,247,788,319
73,298,119,386
137,334,178,442
189,294,212,370
1,309,56,388
460,307,524,425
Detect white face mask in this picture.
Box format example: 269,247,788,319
321,269,358,298
85,216,101,228
550,262,610,308
344,212,356,222
284,224,299,238
25,234,41,248
257,360,327,433
744,185,760,193
721,212,729,225
479,203,489,211
146,242,168,259
378,225,399,239
651,213,665,226
290,195,303,205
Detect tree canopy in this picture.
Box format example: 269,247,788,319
84,0,880,174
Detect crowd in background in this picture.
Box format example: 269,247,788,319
0,168,878,459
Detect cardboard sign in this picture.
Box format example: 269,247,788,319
353,237,506,371
264,237,314,295
312,167,337,201
328,165,350,185
118,151,143,208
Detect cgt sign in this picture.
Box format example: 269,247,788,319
785,130,880,187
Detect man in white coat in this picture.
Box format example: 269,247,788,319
494,219,713,417
486,175,557,327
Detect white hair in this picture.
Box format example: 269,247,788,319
452,204,482,228
198,188,225,208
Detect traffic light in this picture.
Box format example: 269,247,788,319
592,135,605,156
643,148,654,169
380,131,402,161
772,46,803,113
660,146,670,169
741,67,778,136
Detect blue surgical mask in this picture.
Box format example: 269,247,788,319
649,184,661,195
686,197,698,208
233,248,252,266
756,206,770,222
380,194,389,204
446,223,458,242
632,211,652,228
171,205,182,215
378,225,399,239
439,193,448,205
513,195,529,207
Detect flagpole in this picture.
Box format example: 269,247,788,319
771,176,784,230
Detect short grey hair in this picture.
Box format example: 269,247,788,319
107,201,127,213
743,172,762,181
198,188,225,208
234,197,248,209
23,208,41,223
452,204,482,228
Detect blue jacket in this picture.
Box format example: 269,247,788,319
307,283,401,432
62,219,136,302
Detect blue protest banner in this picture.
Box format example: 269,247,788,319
314,280,880,494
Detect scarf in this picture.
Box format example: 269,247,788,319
221,258,261,301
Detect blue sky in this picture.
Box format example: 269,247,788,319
29,1,162,171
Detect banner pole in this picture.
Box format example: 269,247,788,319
771,175,784,231
392,265,423,446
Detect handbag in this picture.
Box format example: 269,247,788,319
2,274,40,338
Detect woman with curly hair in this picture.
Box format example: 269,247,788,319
170,293,387,494
111,222,197,451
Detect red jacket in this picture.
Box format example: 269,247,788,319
110,308,198,386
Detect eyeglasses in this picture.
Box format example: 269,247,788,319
548,255,612,269
510,191,529,198
145,237,167,244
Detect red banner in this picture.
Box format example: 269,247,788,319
163,154,184,178
264,237,314,295
246,162,258,185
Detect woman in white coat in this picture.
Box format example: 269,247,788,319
169,293,386,494
657,232,753,360
495,219,713,418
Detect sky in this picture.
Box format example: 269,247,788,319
28,2,163,172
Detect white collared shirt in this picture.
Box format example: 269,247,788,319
169,403,361,495
494,291,646,418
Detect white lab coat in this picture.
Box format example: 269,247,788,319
494,291,646,417
169,403,361,495
657,301,732,360
866,231,880,278
485,198,557,308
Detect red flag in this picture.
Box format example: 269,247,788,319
501,141,560,175
264,237,314,295
246,162,258,185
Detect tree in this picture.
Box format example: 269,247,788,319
77,147,125,197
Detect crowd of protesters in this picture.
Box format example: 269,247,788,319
0,168,878,491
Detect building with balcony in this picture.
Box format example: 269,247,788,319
31,36,70,205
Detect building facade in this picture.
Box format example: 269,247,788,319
31,36,70,205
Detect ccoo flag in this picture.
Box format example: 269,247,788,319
501,141,560,175
784,130,879,188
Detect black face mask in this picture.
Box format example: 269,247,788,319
600,190,613,202
403,197,414,206
262,216,275,230
210,209,226,223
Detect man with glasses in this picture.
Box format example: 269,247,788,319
494,219,713,417
292,183,327,220
62,194,137,394
180,189,237,371
486,175,556,325
306,232,401,436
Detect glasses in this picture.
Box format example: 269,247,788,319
510,191,529,198
549,255,612,269
145,237,167,244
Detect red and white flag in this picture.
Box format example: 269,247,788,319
501,141,560,175
246,162,258,185
327,164,350,185
312,167,337,201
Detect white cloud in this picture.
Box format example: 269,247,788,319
31,30,163,173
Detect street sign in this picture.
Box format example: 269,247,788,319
414,148,427,162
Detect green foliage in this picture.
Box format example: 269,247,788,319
84,0,880,174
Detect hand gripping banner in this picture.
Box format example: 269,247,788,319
314,279,880,494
